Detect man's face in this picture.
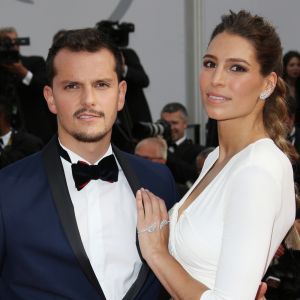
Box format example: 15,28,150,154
44,48,126,147
4,31,19,52
161,111,187,142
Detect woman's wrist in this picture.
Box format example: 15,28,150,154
144,248,172,267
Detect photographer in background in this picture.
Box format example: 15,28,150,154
160,102,204,188
96,21,152,123
0,27,56,144
0,94,43,168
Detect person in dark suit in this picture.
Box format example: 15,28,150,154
0,94,43,168
121,47,152,123
135,136,188,198
0,27,178,300
286,95,300,153
160,102,204,187
286,95,300,188
0,27,56,144
96,21,152,125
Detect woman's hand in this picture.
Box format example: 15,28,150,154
136,188,170,262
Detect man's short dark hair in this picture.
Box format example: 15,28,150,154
161,102,188,119
46,27,123,85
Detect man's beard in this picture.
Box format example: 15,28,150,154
71,108,108,143
71,130,108,143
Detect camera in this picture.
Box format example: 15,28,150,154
0,36,30,64
96,20,134,47
132,119,172,143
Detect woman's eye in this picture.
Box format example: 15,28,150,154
203,60,216,69
230,65,247,72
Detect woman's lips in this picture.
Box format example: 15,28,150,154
207,93,230,103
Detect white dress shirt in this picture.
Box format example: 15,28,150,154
22,70,33,85
168,134,187,153
60,142,142,300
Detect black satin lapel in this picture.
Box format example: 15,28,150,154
42,137,105,298
112,145,151,300
112,145,141,195
122,263,150,300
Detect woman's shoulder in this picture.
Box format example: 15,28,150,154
235,138,293,180
248,138,290,163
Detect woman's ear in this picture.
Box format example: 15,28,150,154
259,72,277,100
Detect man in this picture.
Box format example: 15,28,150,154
135,137,188,198
135,136,167,164
160,102,204,186
0,27,56,143
0,94,43,168
0,28,178,300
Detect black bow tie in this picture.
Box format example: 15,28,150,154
59,145,118,191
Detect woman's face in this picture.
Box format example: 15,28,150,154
199,32,274,122
286,56,300,80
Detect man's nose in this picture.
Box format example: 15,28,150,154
81,86,96,106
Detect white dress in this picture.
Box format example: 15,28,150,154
168,138,295,300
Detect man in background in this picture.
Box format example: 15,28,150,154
0,27,56,144
135,136,167,164
0,94,43,168
135,136,188,198
160,102,204,187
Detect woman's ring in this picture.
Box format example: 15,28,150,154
160,219,170,229
138,222,157,234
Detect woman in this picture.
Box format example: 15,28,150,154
283,50,300,123
136,11,296,300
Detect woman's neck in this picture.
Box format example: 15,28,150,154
217,118,268,162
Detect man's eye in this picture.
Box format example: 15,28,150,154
95,82,110,88
65,83,78,89
230,65,247,72
203,60,216,69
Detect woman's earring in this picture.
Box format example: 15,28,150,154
259,89,272,100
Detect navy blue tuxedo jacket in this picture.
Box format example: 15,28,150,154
0,137,178,300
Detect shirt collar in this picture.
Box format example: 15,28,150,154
58,139,115,165
0,129,12,146
175,135,187,146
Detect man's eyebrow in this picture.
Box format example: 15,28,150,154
94,78,114,83
60,80,79,84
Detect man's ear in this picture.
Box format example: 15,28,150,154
117,80,127,111
43,85,57,114
183,120,188,129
